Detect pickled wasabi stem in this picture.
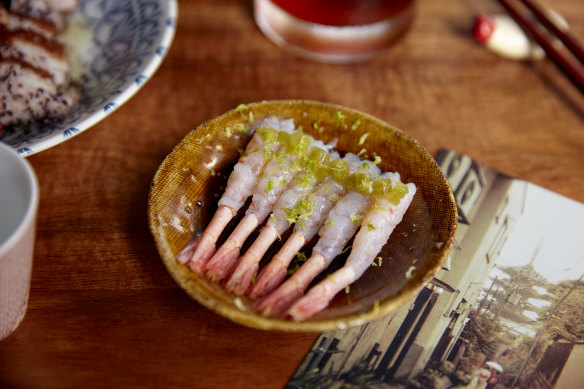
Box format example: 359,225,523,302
178,118,294,272
205,130,323,282
223,151,337,295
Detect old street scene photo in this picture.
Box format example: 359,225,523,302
288,150,584,389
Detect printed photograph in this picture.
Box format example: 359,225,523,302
287,150,584,389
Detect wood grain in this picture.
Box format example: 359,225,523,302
1,0,583,387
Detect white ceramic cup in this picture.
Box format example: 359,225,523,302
0,142,39,341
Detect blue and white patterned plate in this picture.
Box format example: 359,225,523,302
0,0,177,156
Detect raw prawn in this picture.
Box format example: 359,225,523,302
287,175,416,321
204,130,315,281
175,117,293,272
248,154,378,300
223,149,334,295
255,190,370,316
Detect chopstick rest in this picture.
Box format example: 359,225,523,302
472,10,568,61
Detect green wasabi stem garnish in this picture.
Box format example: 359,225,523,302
385,182,409,205
284,196,316,229
355,171,373,195
360,162,371,171
256,126,278,146
329,158,351,186
303,147,330,179
371,178,409,205
351,119,360,131
358,133,369,145
350,213,363,224
264,179,276,193
275,152,286,164
235,123,250,134
195,133,211,144
290,160,302,172
277,130,291,146
372,300,380,315
298,172,316,188
372,178,393,197
287,131,312,157
262,147,271,162
333,111,345,126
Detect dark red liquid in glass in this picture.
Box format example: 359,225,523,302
271,0,413,26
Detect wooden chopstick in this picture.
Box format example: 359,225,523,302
520,0,584,64
497,0,584,95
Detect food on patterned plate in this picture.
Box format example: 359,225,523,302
0,0,80,129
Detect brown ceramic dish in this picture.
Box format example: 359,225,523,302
148,100,457,332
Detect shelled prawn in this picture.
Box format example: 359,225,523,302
287,173,416,321
222,148,336,295
204,130,331,282
247,155,379,301
254,189,371,316
176,118,294,272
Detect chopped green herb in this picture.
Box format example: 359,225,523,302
367,222,376,232
264,180,276,193
233,297,247,311
324,220,336,226
373,155,382,165
358,133,369,145
350,214,363,224
235,123,250,134
284,197,316,229
195,133,211,144
223,126,232,137
351,119,360,130
235,103,247,111
312,119,320,129
333,111,345,125
405,266,416,279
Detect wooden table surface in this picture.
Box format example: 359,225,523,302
2,0,584,388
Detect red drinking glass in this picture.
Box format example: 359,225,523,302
254,0,416,63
